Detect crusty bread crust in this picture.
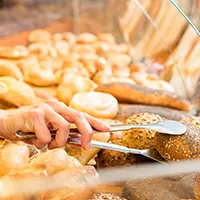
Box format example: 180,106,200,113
96,82,190,111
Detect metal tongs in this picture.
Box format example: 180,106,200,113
16,120,187,164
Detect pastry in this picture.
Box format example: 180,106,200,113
28,29,51,43
24,64,56,87
122,113,164,149
76,33,97,44
0,143,30,177
0,46,29,59
69,91,119,118
96,82,190,111
0,77,37,107
154,117,200,161
56,74,97,105
0,60,23,80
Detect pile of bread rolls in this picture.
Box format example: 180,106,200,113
0,28,199,199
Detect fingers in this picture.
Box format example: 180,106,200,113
84,113,110,131
45,100,110,149
38,103,70,149
27,109,51,149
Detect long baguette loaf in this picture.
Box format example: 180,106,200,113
96,82,190,111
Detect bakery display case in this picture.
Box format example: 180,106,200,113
0,0,199,199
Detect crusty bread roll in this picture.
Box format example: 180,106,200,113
53,32,77,46
194,172,200,199
71,44,96,54
0,143,30,177
0,77,37,107
69,92,119,118
96,82,190,111
24,64,56,87
56,74,97,105
29,149,81,175
66,132,110,165
0,60,23,80
154,118,200,161
97,33,116,44
96,140,148,168
53,40,69,57
122,113,164,149
76,33,97,44
0,46,29,59
28,29,51,43
105,52,131,68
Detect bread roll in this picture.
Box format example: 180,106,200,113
95,57,112,73
96,82,190,111
66,132,110,165
24,64,56,87
29,149,81,175
123,175,195,200
97,33,116,44
0,46,29,59
53,40,69,57
69,92,119,118
28,29,51,43
0,143,30,177
56,74,97,105
91,193,126,200
122,113,164,149
194,172,200,199
71,44,96,54
76,33,97,44
105,52,131,68
53,32,77,46
0,60,23,80
41,166,97,200
96,140,148,168
154,118,200,161
0,77,37,107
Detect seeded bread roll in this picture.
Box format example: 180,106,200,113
194,172,200,199
96,82,190,111
95,140,149,168
123,174,195,200
91,193,126,200
154,118,200,161
115,104,191,123
122,113,164,149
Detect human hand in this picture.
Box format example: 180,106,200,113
0,100,110,149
